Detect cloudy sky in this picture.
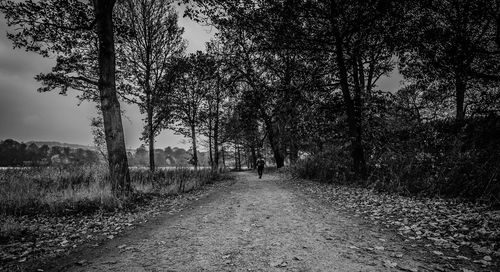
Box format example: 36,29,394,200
0,4,401,150
0,6,214,149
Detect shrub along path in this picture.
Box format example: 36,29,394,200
29,172,497,272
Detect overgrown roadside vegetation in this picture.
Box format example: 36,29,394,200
291,117,500,205
279,172,500,270
0,166,232,270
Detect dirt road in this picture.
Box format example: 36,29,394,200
60,172,428,272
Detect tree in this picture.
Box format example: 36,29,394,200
196,40,236,171
399,0,500,123
1,0,131,195
185,1,333,168
134,145,149,166
26,143,40,163
118,0,185,171
169,52,216,170
186,0,400,176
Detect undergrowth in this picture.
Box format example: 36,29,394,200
0,165,225,216
291,117,500,205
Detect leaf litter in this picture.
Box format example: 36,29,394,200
0,179,232,270
280,174,500,270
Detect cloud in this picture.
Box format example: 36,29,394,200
0,8,192,148
0,17,54,78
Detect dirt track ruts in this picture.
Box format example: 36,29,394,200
57,172,428,272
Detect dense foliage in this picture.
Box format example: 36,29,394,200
181,0,500,203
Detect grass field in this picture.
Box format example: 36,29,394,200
0,165,222,216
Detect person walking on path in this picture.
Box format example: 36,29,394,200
256,155,265,179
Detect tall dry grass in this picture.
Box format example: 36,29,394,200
0,165,222,216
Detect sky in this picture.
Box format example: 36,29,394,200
0,5,214,149
0,4,402,150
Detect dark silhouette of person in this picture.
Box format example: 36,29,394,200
256,155,265,179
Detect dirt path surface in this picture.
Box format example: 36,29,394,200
60,172,429,272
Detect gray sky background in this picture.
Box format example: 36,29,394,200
0,5,401,150
0,6,213,149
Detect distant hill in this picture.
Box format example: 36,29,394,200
26,141,96,151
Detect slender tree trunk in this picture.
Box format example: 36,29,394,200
265,119,285,168
208,107,213,169
191,124,198,170
237,144,242,170
234,144,238,170
251,145,257,169
222,144,225,167
283,56,299,165
351,47,367,177
213,117,219,171
333,26,367,179
213,90,221,172
208,132,213,168
147,104,155,172
289,137,298,164
93,0,131,196
247,148,251,169
455,68,467,123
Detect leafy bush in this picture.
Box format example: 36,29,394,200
292,117,500,204
291,147,352,184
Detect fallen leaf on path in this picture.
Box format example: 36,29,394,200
282,175,500,266
75,260,87,266
383,260,397,268
270,259,287,267
392,253,403,258
397,264,418,272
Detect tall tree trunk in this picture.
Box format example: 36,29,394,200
147,104,155,172
289,136,298,164
265,119,285,168
221,144,225,167
208,106,213,169
333,26,367,179
213,117,219,171
455,68,467,123
191,124,198,170
247,148,251,169
213,87,221,171
251,145,257,169
283,56,299,165
213,93,220,172
234,144,238,170
237,144,241,170
93,0,131,196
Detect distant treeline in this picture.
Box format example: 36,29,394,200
0,139,99,166
0,139,210,168
127,145,210,168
